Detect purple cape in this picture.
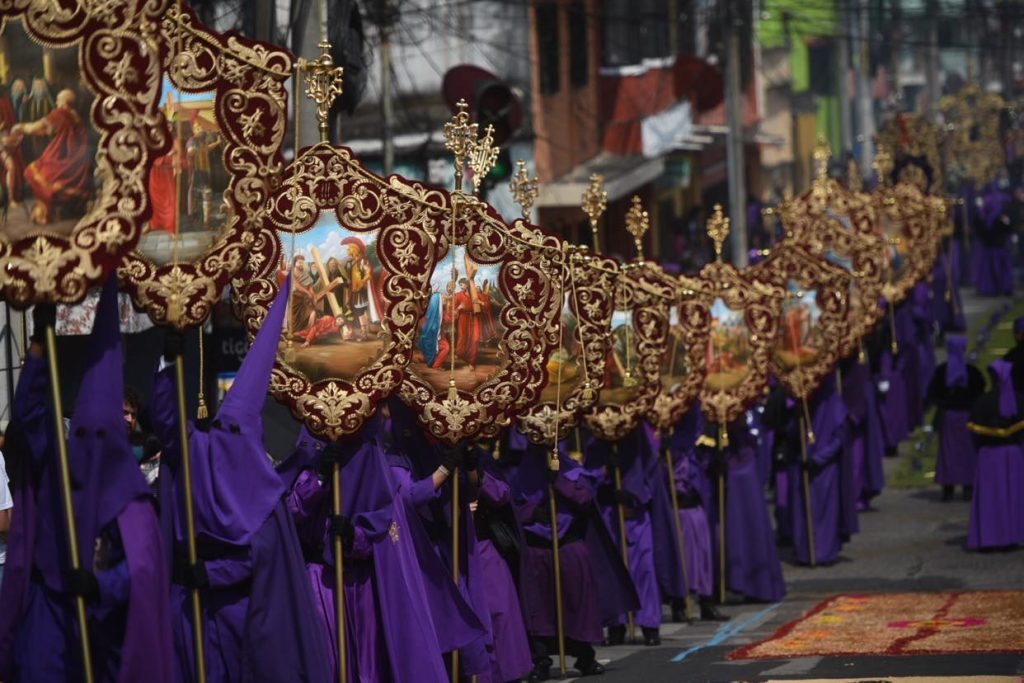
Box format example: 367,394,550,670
0,276,173,683
152,277,331,682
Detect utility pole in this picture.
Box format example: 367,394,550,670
836,5,853,153
924,0,940,116
854,0,874,176
380,12,395,175
782,10,800,194
725,0,748,266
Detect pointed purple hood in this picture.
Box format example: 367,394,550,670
945,335,968,387
990,359,1018,419
179,277,291,546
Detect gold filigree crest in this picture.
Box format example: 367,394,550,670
875,113,945,194
939,84,1005,189
0,0,166,306
647,274,710,433
695,205,785,429
517,246,619,446
748,242,851,400
118,5,291,329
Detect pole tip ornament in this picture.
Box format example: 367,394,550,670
625,195,650,262
444,99,477,192
707,203,730,263
468,124,500,196
873,144,893,188
812,135,832,183
509,160,539,220
581,174,608,227
301,40,344,143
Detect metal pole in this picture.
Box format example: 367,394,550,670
717,463,726,605
612,447,635,642
663,441,695,619
855,0,875,176
799,415,816,568
3,304,15,419
380,5,395,176
332,459,347,683
44,326,95,683
173,355,207,683
724,6,748,266
924,0,940,116
451,465,460,682
548,480,567,677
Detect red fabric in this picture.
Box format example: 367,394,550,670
299,314,338,345
147,150,180,233
24,107,90,207
454,290,481,366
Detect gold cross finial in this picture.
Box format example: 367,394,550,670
581,174,607,251
812,135,832,182
443,99,477,192
301,40,344,143
509,160,539,220
625,195,649,262
873,144,893,188
469,124,499,195
707,203,730,263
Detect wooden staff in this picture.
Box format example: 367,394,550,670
798,414,816,568
331,453,347,683
662,438,695,620
44,326,95,683
548,451,567,677
173,354,207,683
310,246,343,317
717,425,726,605
451,460,461,683
611,443,635,642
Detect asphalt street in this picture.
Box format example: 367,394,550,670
557,292,1024,682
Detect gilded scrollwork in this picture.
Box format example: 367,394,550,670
584,264,673,442
119,4,291,329
517,250,619,446
874,181,942,306
749,243,850,400
0,0,167,306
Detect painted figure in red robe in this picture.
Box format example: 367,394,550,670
14,89,91,225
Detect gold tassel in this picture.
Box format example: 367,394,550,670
196,325,208,420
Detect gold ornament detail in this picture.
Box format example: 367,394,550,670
509,160,539,220
581,174,607,250
469,125,500,195
443,100,477,192
873,145,894,188
625,195,650,262
707,204,730,263
300,40,344,143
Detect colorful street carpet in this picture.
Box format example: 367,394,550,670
729,591,1024,659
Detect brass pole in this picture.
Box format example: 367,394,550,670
548,477,567,676
717,462,726,605
612,448,635,642
663,439,695,619
332,459,347,683
173,355,207,683
44,326,95,683
451,466,460,683
799,415,816,568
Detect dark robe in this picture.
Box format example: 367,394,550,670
927,339,985,487
971,185,1014,296
1004,341,1024,395
0,276,173,683
151,278,331,683
666,406,713,597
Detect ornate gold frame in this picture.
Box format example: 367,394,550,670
584,263,673,441
939,84,1005,189
749,243,850,400
647,274,709,433
119,5,291,329
874,179,943,306
517,249,619,446
0,0,166,305
875,113,945,194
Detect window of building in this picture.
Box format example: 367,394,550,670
569,1,588,87
602,0,670,68
537,2,561,95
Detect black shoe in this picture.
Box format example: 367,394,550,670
642,627,661,646
527,657,551,682
942,485,955,502
604,625,625,646
700,598,730,621
670,597,692,623
575,658,605,676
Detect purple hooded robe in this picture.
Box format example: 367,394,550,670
840,355,885,512
665,407,714,597
927,336,985,487
966,360,1024,549
0,276,173,683
278,417,454,682
151,278,331,683
971,184,1014,296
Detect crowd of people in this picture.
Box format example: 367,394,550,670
0,175,1020,682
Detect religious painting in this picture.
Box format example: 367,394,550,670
120,6,291,329
278,211,390,380
0,6,164,305
585,265,672,442
517,251,618,446
777,282,823,369
873,181,942,306
135,78,229,265
705,298,752,392
410,245,505,394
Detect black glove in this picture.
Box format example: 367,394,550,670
65,567,100,603
440,446,463,473
30,304,56,344
596,485,617,507
615,490,640,508
318,443,345,480
531,502,552,526
330,515,355,552
163,329,185,362
802,459,824,476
